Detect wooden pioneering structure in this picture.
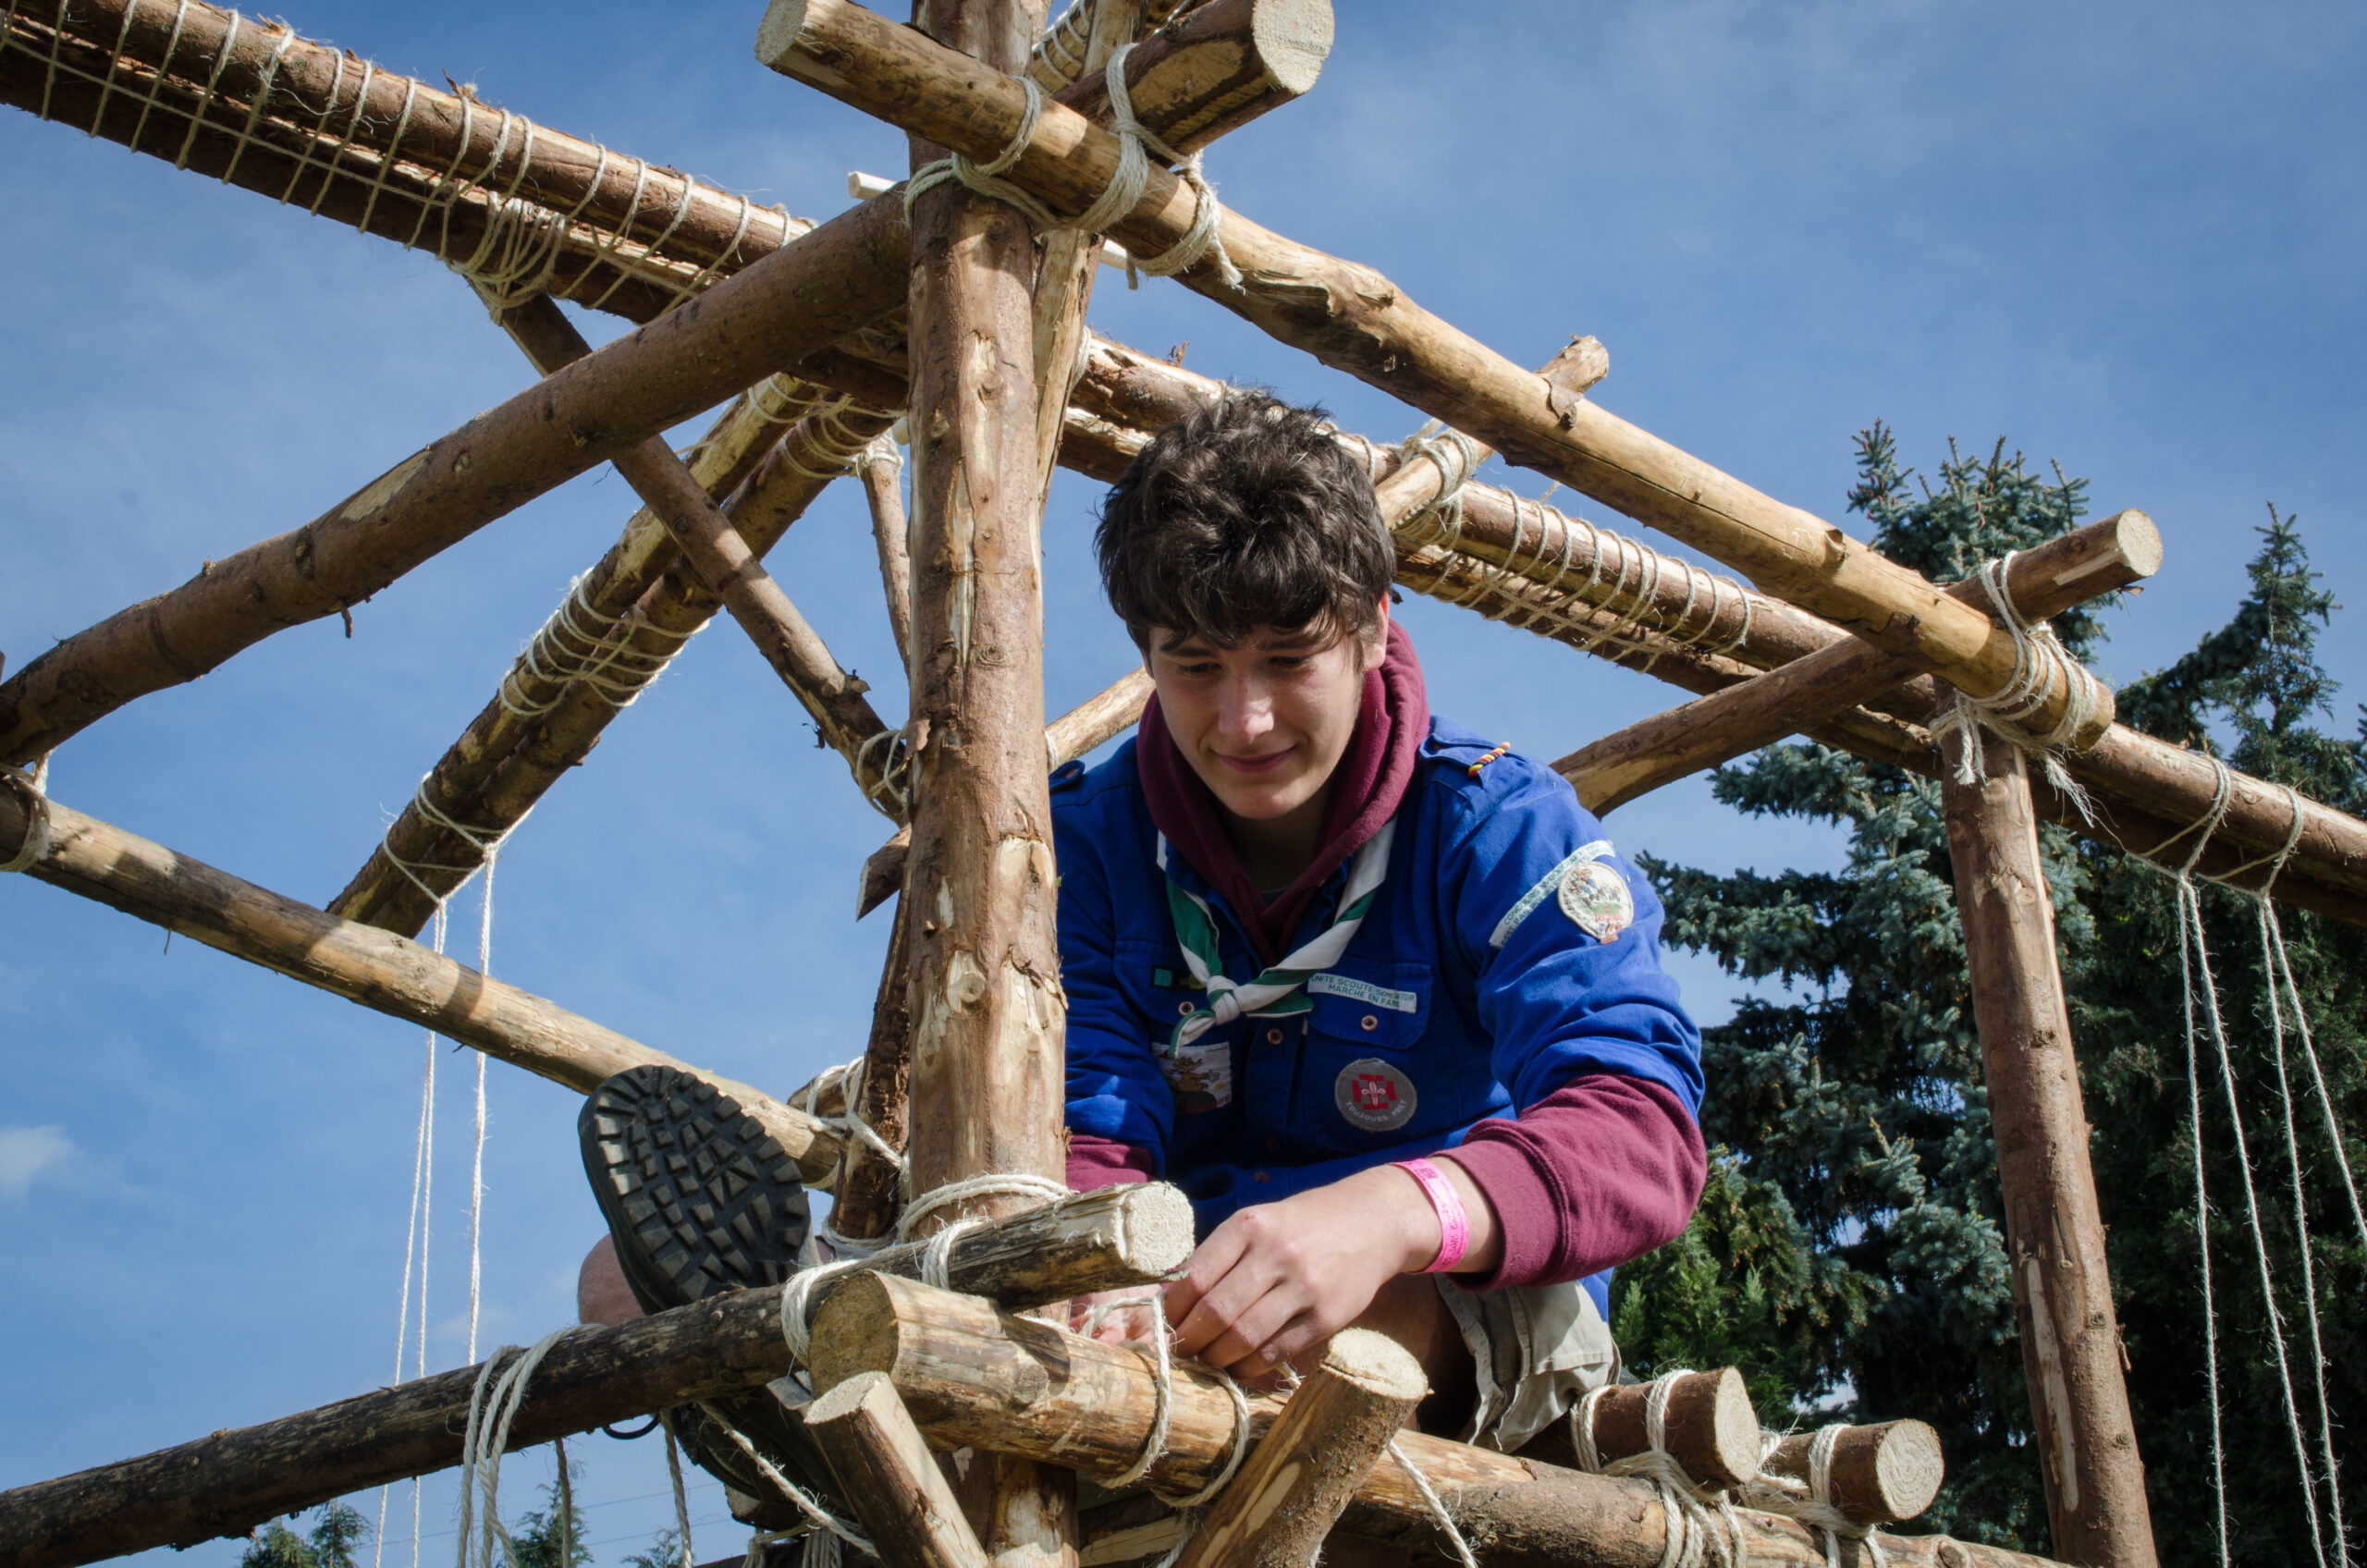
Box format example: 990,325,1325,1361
1,3,2362,1567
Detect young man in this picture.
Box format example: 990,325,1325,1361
1055,393,1706,1449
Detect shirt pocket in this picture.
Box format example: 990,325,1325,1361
1296,959,1436,1149
1305,958,1433,1051
1115,949,1233,1115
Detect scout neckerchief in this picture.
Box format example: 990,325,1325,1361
1159,817,1398,1055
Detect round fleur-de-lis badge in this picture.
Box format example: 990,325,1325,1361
1558,858,1635,943
1333,1058,1417,1132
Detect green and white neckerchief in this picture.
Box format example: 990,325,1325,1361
1159,818,1399,1056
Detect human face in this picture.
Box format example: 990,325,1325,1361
1146,610,1388,827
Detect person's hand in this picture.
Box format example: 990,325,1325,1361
1162,1163,1441,1380
1068,1286,1165,1345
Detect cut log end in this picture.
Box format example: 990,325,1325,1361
1764,1418,1945,1525
1871,1419,1945,1523
2104,508,2163,581
754,0,816,71
1318,1327,1429,1403
1115,1182,1196,1276
1248,0,1336,94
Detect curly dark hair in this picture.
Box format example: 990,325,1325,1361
1094,391,1393,649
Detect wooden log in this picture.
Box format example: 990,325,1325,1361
805,1272,2076,1568
330,389,899,936
899,0,1079,1559
1759,1421,1945,1527
1581,1368,1762,1488
1942,728,2158,1567
0,1188,1192,1568
831,908,916,1240
862,439,919,672
0,779,842,1176
1046,668,1156,773
809,1374,995,1568
1170,1329,1424,1568
1047,0,1332,157
0,192,911,766
0,2,802,325
754,1,2111,754
496,294,905,806
1560,510,2163,814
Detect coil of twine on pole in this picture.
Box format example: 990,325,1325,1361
1572,1371,1748,1568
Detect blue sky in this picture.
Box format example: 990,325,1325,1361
2,2,2361,1562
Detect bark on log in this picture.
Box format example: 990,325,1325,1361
497,294,904,802
753,0,2111,753
898,0,1077,1559
805,1272,2075,1568
1559,510,2163,814
1582,1368,1761,1488
1170,1329,1424,1568
329,388,898,936
1047,0,1331,157
863,440,919,672
809,1374,996,1568
1759,1422,1945,1527
0,780,841,1178
0,1189,1192,1568
1942,729,2157,1567
832,908,916,1240
0,193,911,766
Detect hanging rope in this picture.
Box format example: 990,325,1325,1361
904,46,1242,290
455,1327,586,1568
2134,756,2338,1567
659,1415,696,1568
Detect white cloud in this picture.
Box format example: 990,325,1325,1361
0,1124,73,1198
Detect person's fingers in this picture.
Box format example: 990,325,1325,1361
1243,1309,1336,1379
1191,1274,1317,1371
1164,1220,1251,1329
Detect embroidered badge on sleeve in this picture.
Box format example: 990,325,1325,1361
1558,857,1636,942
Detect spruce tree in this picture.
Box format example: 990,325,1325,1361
239,1503,369,1568
1621,431,2366,1562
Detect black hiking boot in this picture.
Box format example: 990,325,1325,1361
580,1063,837,1516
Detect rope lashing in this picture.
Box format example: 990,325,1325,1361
1264,1364,1479,1568
1,759,53,875
500,573,693,720
1928,551,2108,819
699,1409,877,1561
1572,1372,1748,1568
904,46,1242,291
1734,1426,1886,1568
454,1327,584,1568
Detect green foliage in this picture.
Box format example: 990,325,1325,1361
508,1453,593,1568
240,1503,369,1568
1621,423,2367,1562
621,1527,685,1568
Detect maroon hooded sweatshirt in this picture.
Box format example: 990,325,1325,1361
1065,624,1705,1291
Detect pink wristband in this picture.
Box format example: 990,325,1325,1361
1396,1158,1470,1273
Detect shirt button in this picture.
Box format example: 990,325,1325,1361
1253,1171,1269,1183
1177,1001,1193,1017
1266,1027,1283,1044
1265,1135,1282,1152
1360,1014,1379,1032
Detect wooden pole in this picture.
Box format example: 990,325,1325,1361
832,910,917,1240
1170,1329,1425,1568
1758,1421,1945,1527
496,295,906,795
0,1188,1192,1568
1046,0,1331,156
862,439,919,673
808,1374,996,1568
753,1,2112,755
805,1271,2078,1568
896,0,1076,1563
1942,726,2157,1567
1581,1368,1762,1488
0,194,912,766
329,389,898,936
1558,510,2163,814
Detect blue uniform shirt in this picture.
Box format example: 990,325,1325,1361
1054,717,1703,1314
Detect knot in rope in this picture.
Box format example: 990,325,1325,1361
1929,551,2106,819
1734,1426,1886,1568
1572,1372,1748,1568
2,759,54,875
904,47,1241,290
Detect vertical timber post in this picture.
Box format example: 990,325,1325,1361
1942,727,2158,1567
901,4,1073,1568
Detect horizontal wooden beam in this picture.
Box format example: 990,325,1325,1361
0,1184,1191,1568
0,780,842,1179
806,1270,2072,1568
754,0,2112,754
1559,509,2164,813
0,194,912,766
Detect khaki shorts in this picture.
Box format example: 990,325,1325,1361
1436,1276,1621,1453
